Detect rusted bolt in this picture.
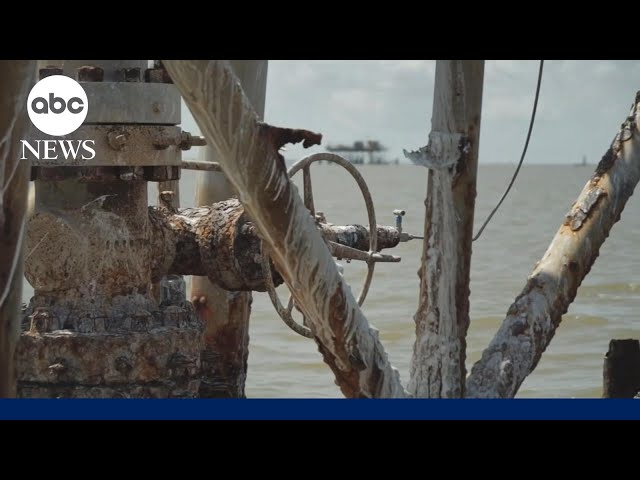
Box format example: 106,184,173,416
151,132,172,150
77,66,104,82
48,358,68,376
190,136,207,147
177,132,207,150
116,67,141,83
39,66,63,80
114,356,133,375
107,130,128,151
144,67,173,84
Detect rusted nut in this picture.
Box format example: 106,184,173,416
107,130,129,151
176,132,206,150
115,67,141,83
30,309,52,333
180,133,207,148
77,66,104,82
178,132,193,150
114,356,133,375
159,190,177,210
153,131,204,151
39,66,63,80
144,67,173,84
48,359,68,376
151,133,172,150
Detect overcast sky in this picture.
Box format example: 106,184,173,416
182,60,640,164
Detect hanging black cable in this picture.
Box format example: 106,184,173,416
472,60,545,242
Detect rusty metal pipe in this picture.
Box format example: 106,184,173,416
148,198,401,291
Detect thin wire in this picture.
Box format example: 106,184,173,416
472,60,545,242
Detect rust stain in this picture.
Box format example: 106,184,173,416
568,187,606,231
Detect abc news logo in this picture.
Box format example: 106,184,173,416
31,93,85,115
21,75,95,161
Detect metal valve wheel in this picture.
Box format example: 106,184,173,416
261,152,379,338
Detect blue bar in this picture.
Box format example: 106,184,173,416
0,399,638,420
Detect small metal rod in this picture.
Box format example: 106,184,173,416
190,136,207,147
180,160,222,172
327,242,401,263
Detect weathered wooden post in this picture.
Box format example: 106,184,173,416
603,339,640,398
0,60,37,397
190,60,268,398
404,60,484,398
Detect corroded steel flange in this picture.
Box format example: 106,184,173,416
16,295,204,398
24,125,183,168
